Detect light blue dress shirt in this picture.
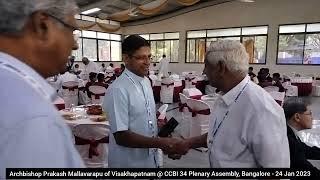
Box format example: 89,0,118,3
103,69,158,168
0,52,84,179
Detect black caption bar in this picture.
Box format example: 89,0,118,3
6,168,319,179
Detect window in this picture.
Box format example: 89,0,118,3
73,31,122,62
277,23,320,65
138,32,179,62
98,40,110,61
186,26,268,64
111,41,121,62
82,38,97,61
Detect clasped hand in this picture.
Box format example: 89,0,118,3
160,137,190,160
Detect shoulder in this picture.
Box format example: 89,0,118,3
244,82,284,117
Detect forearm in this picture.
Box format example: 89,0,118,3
113,130,166,149
186,133,208,148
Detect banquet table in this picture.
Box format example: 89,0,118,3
290,77,313,96
60,106,109,128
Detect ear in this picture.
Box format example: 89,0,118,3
122,54,130,65
217,61,226,75
294,113,301,123
29,11,50,41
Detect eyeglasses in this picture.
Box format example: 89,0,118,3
301,111,313,116
131,55,152,61
47,14,79,32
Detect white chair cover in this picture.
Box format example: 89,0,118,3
183,88,202,99
89,85,107,104
178,93,191,138
61,81,79,108
156,104,168,167
169,74,180,80
186,99,210,138
160,78,174,104
73,124,109,168
185,75,197,89
286,85,298,97
263,86,279,92
268,91,285,106
149,74,158,86
312,81,320,96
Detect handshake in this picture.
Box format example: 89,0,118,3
158,137,191,160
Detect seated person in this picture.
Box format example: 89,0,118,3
248,67,256,80
85,72,97,98
73,64,82,76
272,73,285,92
93,73,108,89
258,72,272,87
283,99,320,175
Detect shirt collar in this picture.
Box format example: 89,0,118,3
124,68,145,83
221,75,250,106
0,52,57,101
288,124,299,135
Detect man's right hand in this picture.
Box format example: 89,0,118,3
159,137,191,156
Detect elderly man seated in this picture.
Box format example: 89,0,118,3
283,98,320,175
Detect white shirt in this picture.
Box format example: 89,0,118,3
207,76,290,168
158,57,169,78
0,52,84,178
80,61,99,80
56,72,79,88
103,69,158,168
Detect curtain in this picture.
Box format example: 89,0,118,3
176,0,201,6
138,0,169,15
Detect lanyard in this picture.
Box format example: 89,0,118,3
0,61,51,101
209,79,249,142
124,72,155,136
208,79,249,167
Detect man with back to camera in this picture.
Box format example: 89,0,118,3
0,0,84,178
103,35,189,167
172,40,290,168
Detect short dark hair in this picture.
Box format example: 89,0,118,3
162,54,166,58
249,67,253,71
74,64,79,68
97,73,105,82
110,63,114,67
283,98,309,120
273,73,280,78
89,72,97,81
122,35,150,56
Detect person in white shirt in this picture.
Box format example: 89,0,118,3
100,63,107,72
0,0,84,178
106,63,114,71
56,67,79,96
157,54,170,79
103,35,189,168
80,57,99,80
175,40,290,167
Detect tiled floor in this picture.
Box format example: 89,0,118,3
159,97,320,168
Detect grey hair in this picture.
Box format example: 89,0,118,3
206,40,249,76
0,0,78,34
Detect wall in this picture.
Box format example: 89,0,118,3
122,0,320,76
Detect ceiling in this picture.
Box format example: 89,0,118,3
76,0,236,23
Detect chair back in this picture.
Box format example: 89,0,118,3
183,88,203,99
268,91,285,106
73,124,109,168
89,85,107,104
186,99,210,137
263,86,279,92
61,81,79,108
160,78,174,104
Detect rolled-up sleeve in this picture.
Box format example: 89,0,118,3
249,110,290,167
104,87,129,133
